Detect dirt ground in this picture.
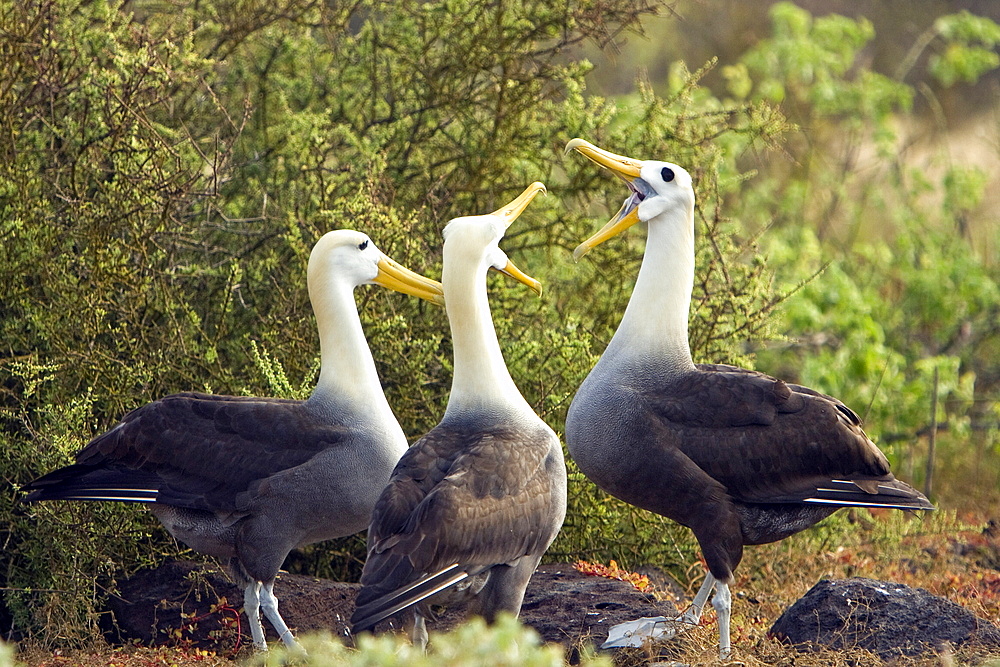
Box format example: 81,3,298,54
17,516,1000,667
100,559,680,658
85,553,1000,665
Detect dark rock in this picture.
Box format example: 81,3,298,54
769,577,1000,659
102,560,676,654
521,563,677,649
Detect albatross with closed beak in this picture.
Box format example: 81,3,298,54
22,230,444,651
350,183,567,648
563,138,933,658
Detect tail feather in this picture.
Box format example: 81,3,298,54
22,465,160,504
350,564,470,634
23,487,158,503
766,478,934,511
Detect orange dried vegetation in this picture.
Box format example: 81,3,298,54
573,559,653,592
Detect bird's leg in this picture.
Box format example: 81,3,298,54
409,612,428,651
243,581,268,651
711,580,732,659
676,572,716,627
476,557,536,621
259,580,301,651
601,572,719,648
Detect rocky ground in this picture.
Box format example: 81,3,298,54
98,558,1000,665
103,560,678,658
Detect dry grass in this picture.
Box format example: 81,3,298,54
13,645,237,667
616,507,1000,666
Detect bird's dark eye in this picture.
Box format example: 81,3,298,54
661,167,675,183
358,240,369,251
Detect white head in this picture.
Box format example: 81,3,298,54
308,229,444,305
441,182,546,295
305,230,443,411
565,138,694,260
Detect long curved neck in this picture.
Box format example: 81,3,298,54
308,281,395,421
442,261,533,420
601,207,697,374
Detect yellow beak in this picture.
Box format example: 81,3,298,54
564,138,642,179
497,259,542,297
491,182,546,297
491,181,547,227
565,138,645,261
374,255,445,306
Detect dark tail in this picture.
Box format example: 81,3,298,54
350,563,471,634
22,464,159,504
799,478,935,510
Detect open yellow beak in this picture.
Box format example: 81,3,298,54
565,138,644,261
565,138,642,179
491,182,546,297
374,255,445,306
497,259,542,297
491,181,547,227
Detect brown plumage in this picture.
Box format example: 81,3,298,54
350,184,567,647
563,139,933,658
351,420,565,639
22,230,444,651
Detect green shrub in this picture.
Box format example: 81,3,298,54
257,615,611,667
0,641,16,667
729,3,1000,497
1,0,787,645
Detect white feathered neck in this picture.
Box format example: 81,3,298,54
440,217,536,421
305,234,400,428
599,196,698,375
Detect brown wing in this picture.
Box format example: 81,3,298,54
647,364,891,502
355,420,561,613
23,392,351,511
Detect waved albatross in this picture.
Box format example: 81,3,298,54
563,138,934,658
22,230,444,651
350,183,567,647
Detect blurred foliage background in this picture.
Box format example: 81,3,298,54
0,0,997,648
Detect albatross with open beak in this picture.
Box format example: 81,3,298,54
350,183,567,648
22,230,444,652
563,138,933,658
